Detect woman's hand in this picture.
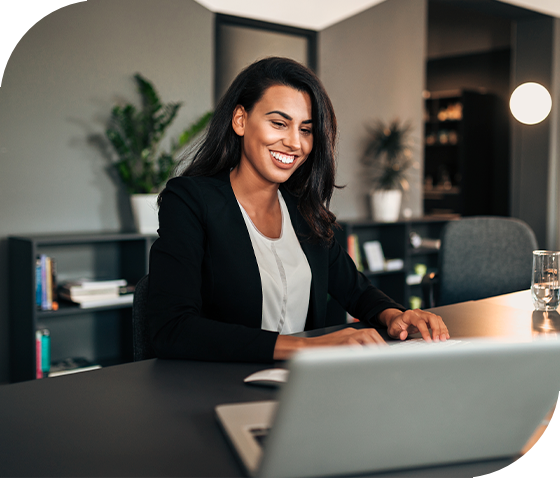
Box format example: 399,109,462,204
378,308,450,343
273,327,387,360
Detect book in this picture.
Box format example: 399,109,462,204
77,294,134,309
62,279,128,292
46,258,52,310
58,280,134,308
35,330,43,379
48,357,101,377
40,254,47,310
40,329,51,376
35,258,42,309
347,234,363,271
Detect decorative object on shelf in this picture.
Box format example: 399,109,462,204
361,119,414,222
105,73,213,234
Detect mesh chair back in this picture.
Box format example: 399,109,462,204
437,217,538,306
132,274,156,361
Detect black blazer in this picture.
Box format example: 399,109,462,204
147,170,404,363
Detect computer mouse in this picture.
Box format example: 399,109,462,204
243,368,289,387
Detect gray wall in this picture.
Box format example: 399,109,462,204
319,0,427,220
0,0,214,383
510,16,555,248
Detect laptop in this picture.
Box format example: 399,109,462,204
215,338,560,477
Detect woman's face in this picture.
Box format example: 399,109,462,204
232,84,313,187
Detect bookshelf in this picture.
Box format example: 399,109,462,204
331,218,452,322
423,90,508,216
8,232,156,383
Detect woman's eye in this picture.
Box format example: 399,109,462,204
272,121,285,128
301,128,312,136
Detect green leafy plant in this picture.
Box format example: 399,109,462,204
106,73,212,194
361,119,413,191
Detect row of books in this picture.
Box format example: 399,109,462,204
35,255,135,310
36,255,58,311
35,327,101,378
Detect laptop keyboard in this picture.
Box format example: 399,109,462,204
389,338,467,349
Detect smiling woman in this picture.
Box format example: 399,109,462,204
146,57,449,363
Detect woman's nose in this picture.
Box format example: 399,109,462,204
283,126,301,150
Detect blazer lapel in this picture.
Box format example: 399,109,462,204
213,170,264,329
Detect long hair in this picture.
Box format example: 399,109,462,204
175,57,338,244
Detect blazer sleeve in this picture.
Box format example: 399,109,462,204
326,238,407,327
146,178,278,362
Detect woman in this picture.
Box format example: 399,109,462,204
146,57,449,362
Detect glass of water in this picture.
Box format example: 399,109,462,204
532,250,560,311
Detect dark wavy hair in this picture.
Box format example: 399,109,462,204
174,57,338,244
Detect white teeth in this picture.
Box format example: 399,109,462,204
270,151,295,164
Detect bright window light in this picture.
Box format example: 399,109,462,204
510,82,552,125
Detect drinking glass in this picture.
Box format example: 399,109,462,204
531,250,560,311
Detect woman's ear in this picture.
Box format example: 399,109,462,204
232,105,246,137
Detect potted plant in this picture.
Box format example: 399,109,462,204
361,119,413,222
106,73,212,234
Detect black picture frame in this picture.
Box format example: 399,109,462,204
214,13,318,103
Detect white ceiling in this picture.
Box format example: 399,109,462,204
497,0,560,18
194,0,560,30
193,0,387,30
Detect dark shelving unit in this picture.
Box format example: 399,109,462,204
423,90,508,216
327,218,452,323
8,232,156,383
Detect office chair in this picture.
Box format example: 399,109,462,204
422,216,538,307
132,274,156,361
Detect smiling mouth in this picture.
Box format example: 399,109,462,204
270,150,296,164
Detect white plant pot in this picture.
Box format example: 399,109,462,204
130,194,159,235
370,189,402,223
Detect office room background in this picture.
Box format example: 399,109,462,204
1,0,560,384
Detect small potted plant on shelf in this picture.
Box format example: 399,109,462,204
361,119,413,222
106,73,212,234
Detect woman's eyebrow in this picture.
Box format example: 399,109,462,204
265,110,312,124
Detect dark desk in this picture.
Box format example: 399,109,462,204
0,291,555,477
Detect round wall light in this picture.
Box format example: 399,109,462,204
510,82,552,125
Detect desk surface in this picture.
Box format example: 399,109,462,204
0,291,555,477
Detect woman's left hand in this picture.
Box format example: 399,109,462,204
378,308,450,342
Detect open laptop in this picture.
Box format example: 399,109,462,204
215,338,560,477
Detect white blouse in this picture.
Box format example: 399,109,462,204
237,191,312,334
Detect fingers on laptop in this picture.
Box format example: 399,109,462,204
311,328,388,347
405,309,450,342
387,310,450,343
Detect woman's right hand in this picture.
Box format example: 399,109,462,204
273,327,387,360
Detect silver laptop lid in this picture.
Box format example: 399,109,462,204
257,338,560,478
